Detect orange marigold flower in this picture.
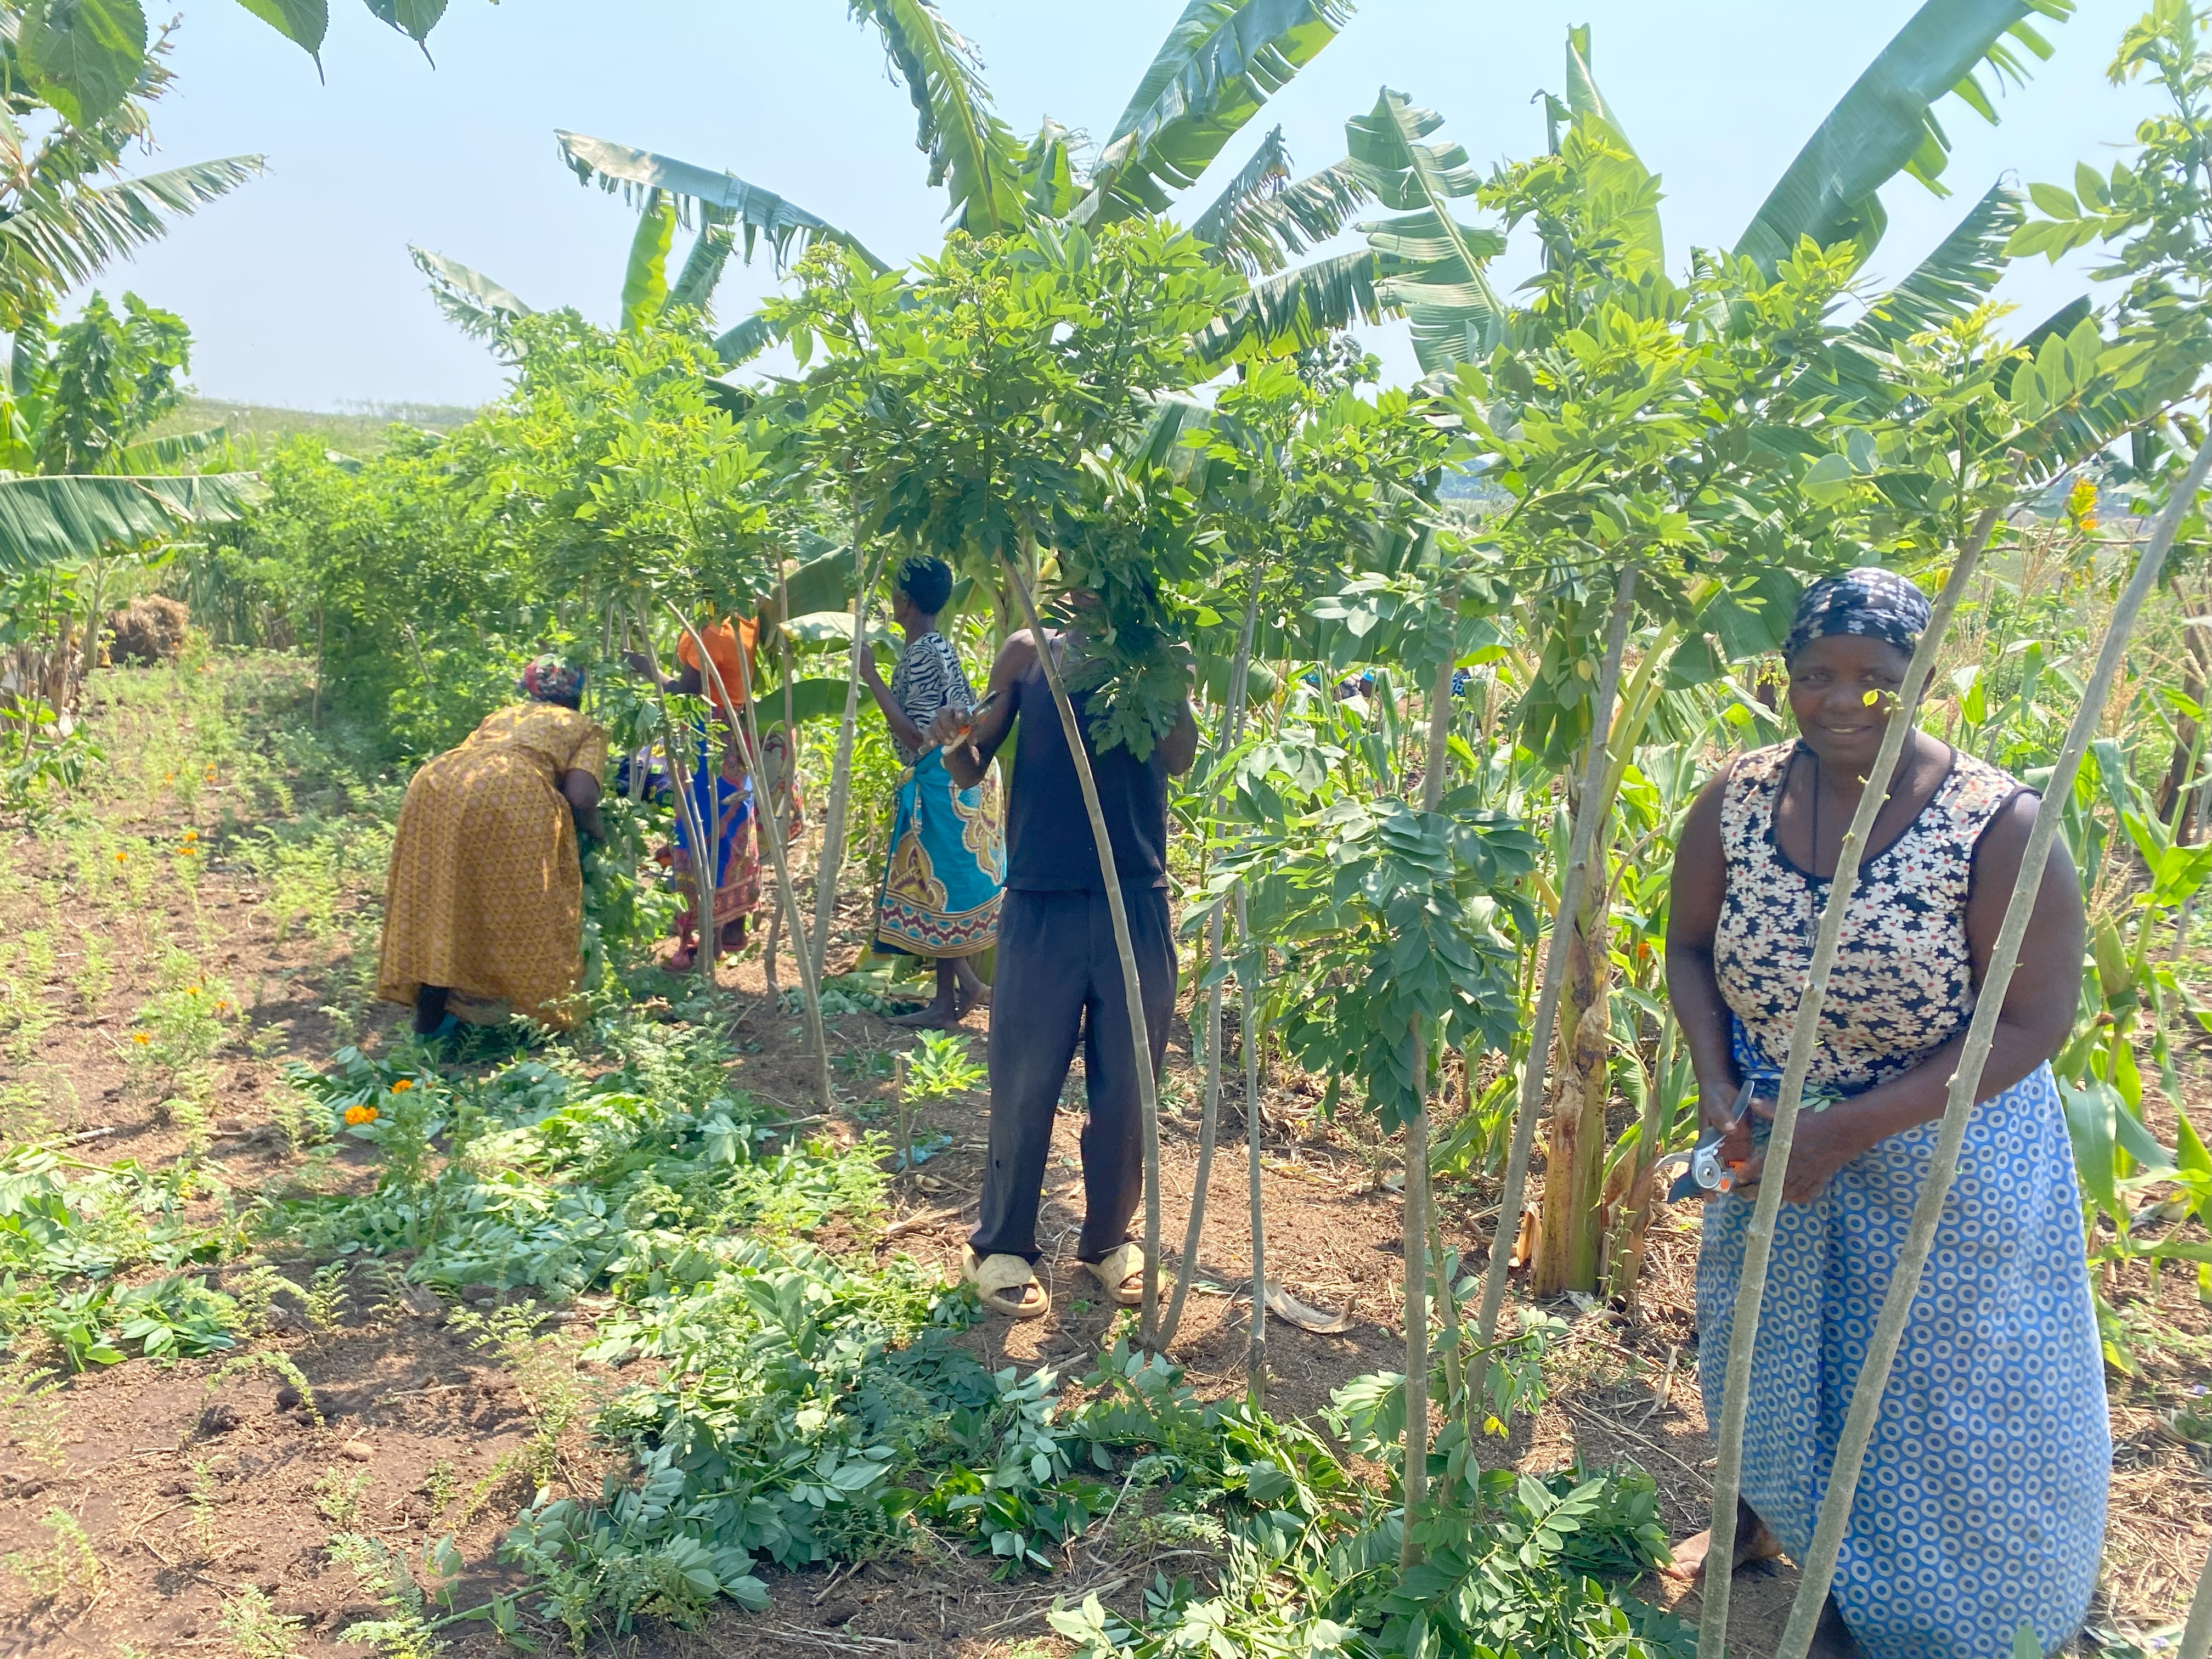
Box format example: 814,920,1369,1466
114,851,127,863
344,1104,379,1126
131,1032,150,1045
214,1001,229,1013
390,1077,415,1092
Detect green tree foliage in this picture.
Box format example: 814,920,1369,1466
12,292,189,474
211,311,792,760
811,222,1242,758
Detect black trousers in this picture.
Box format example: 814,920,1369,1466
970,886,1177,1265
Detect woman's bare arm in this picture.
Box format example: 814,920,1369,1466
559,768,605,843
859,647,927,754
1664,771,1743,1134
933,633,1034,787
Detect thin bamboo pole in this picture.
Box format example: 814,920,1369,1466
1002,548,1168,1344
810,533,880,982
2183,1534,2212,1659
1472,568,1640,1357
1773,439,2212,1659
1398,652,1455,1568
1159,590,1260,1348
631,609,716,985
772,555,796,991
1698,507,2001,1659
1241,878,1267,1400
668,601,834,1115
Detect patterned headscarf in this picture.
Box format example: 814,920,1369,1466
520,654,587,707
1784,567,1931,661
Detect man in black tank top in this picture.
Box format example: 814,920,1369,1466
926,616,1198,1316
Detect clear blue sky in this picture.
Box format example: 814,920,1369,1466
101,0,2160,411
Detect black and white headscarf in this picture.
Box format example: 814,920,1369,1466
1784,567,1931,661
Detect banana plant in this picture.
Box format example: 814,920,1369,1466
12,0,457,131
1220,0,2075,364
566,0,1368,365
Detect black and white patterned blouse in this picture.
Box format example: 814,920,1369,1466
1714,740,2024,1094
888,630,975,765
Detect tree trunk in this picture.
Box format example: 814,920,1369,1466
1398,653,1455,1570
670,602,834,1115
1158,590,1260,1348
1400,1026,1431,1568
1532,624,1675,1297
1698,505,2001,1659
809,533,879,983
1471,570,1640,1362
1003,548,1167,1344
1773,452,2212,1659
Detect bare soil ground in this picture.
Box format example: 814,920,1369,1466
0,658,2202,1657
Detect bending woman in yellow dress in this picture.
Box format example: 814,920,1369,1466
377,656,608,1035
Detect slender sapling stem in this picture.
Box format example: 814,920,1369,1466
670,601,833,1115
1160,591,1259,1347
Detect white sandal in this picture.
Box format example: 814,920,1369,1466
1078,1242,1168,1308
963,1249,1048,1319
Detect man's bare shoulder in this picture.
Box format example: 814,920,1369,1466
994,630,1043,675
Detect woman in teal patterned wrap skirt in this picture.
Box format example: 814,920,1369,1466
860,556,1005,1029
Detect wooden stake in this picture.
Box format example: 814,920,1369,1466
1159,588,1260,1348
2182,1532,2212,1659
810,531,880,983
1398,651,1455,1568
669,601,834,1116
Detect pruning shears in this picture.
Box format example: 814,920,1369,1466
1661,1077,1756,1203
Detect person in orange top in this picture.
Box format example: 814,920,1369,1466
625,612,802,971
675,615,757,714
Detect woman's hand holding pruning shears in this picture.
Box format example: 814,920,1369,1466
1698,1075,1866,1204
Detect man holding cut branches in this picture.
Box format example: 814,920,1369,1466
927,592,1197,1321
1663,570,2105,1658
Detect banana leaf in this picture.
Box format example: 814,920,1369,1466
556,131,886,274
0,470,263,572
1082,0,1352,226
1735,0,2074,272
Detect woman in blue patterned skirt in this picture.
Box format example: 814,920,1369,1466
1664,568,2106,1658
860,556,1005,1028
